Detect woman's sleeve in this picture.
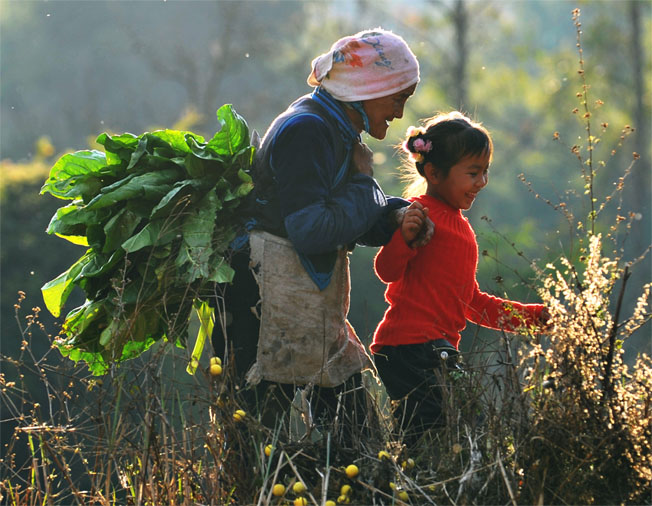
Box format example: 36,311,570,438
466,280,544,331
272,116,389,254
356,196,410,247
374,228,417,283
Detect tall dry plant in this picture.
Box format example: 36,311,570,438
508,8,652,504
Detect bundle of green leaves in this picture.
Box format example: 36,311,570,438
40,105,254,375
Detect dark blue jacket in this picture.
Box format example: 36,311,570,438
249,88,407,289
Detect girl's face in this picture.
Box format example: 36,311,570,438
425,152,490,210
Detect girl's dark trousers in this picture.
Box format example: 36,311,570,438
373,340,460,445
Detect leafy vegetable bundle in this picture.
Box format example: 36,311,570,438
40,105,254,375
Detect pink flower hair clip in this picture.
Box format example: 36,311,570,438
413,138,432,154
404,135,432,164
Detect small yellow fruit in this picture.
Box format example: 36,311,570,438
337,495,350,504
210,363,223,376
389,482,396,490
325,501,337,506
344,464,359,478
401,457,415,470
340,484,351,495
294,498,307,506
264,444,273,457
210,356,222,366
398,490,409,502
233,409,246,421
272,483,286,496
452,443,463,454
292,481,306,494
378,450,391,460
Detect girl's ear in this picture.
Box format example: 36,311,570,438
424,162,442,183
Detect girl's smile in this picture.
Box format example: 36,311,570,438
425,152,491,210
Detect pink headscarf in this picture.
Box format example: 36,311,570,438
307,28,420,102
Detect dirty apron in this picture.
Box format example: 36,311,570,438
245,230,375,387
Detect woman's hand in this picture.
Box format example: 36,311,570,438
351,142,374,177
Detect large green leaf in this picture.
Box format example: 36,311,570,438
41,251,93,317
208,259,235,283
175,189,218,282
79,249,125,279
58,342,110,376
40,150,108,200
149,180,205,220
149,129,204,155
96,132,139,165
207,104,249,157
86,168,181,210
121,219,179,253
103,208,143,253
46,201,112,241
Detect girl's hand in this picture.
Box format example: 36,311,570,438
538,307,553,331
401,201,432,247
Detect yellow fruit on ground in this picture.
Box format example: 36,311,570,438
378,450,391,460
340,484,351,495
272,483,286,496
398,490,409,502
209,363,223,376
210,356,222,366
292,481,306,494
264,444,273,457
344,464,359,478
233,409,246,421
325,501,336,506
293,498,307,506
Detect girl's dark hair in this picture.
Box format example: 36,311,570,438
401,111,493,197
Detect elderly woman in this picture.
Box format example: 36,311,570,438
212,28,431,440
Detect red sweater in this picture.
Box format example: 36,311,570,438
370,194,543,353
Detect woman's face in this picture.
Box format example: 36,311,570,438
361,84,417,139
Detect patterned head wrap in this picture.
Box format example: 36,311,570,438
307,28,420,102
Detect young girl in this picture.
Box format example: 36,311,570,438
371,111,547,442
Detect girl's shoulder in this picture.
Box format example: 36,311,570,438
413,194,460,216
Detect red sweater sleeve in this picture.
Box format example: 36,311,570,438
466,280,544,331
374,228,418,283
